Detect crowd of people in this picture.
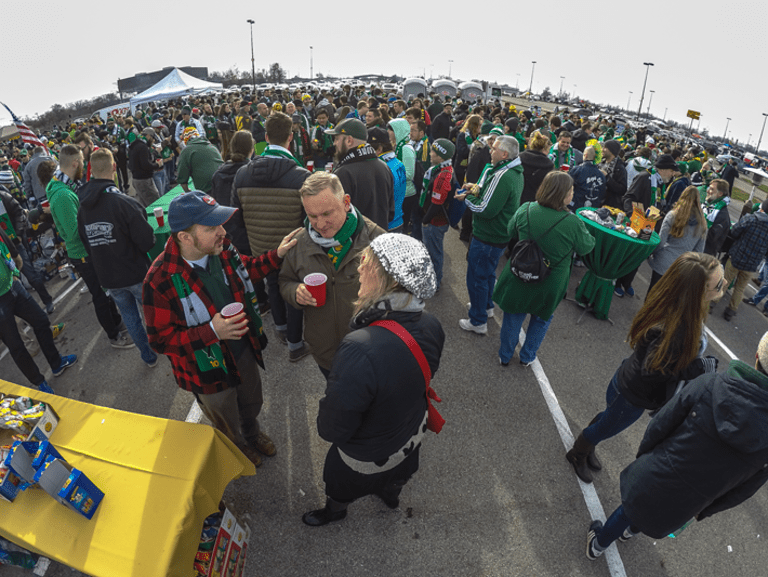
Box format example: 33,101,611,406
1,81,767,564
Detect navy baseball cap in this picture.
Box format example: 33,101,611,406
168,191,237,232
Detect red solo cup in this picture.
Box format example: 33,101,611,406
41,199,50,209
325,162,334,172
306,160,314,172
221,302,244,319
153,206,165,227
304,273,327,306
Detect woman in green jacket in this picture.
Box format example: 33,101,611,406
494,171,595,366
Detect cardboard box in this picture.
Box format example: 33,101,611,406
0,394,60,445
222,521,245,577
0,465,23,502
208,508,235,577
36,459,104,520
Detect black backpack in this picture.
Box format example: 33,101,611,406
508,204,570,283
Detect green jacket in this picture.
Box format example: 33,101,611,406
493,202,595,319
47,177,88,259
177,137,223,194
465,158,524,245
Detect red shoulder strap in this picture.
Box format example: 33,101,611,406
371,320,431,387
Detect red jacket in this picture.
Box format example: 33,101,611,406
143,235,280,395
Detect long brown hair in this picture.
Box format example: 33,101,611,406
536,171,573,210
669,186,706,239
629,252,721,374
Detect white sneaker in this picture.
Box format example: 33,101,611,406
466,302,494,318
459,318,488,335
79,285,90,294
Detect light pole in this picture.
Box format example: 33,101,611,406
247,19,256,91
663,107,668,121
723,117,731,140
448,60,453,78
646,90,655,118
636,62,654,121
528,61,536,95
559,76,565,97
747,134,752,149
309,46,313,80
627,91,632,111
515,74,520,91
756,113,768,156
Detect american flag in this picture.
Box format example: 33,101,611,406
1,102,45,149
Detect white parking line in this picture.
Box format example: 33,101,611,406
521,327,628,576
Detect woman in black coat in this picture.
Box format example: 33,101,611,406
586,341,768,560
302,233,445,526
519,130,554,205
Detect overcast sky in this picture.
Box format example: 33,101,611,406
3,0,767,148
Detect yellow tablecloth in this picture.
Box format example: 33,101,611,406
0,380,255,577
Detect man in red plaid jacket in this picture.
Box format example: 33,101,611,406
142,190,300,467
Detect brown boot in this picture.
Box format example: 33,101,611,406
236,443,262,467
566,433,594,483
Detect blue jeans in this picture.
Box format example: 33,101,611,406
0,280,61,386
582,369,645,447
153,170,168,196
750,276,768,309
109,283,157,364
466,238,502,325
422,223,448,287
16,235,52,306
499,312,553,364
596,505,635,548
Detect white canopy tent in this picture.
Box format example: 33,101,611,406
129,68,222,111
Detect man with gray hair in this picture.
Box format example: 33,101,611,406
459,135,524,335
279,171,385,378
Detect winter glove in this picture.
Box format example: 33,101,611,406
696,355,719,374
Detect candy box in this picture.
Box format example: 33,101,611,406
0,463,23,502
222,520,246,577
629,205,661,235
36,459,104,520
5,441,40,486
208,508,236,577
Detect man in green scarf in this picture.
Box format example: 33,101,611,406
279,172,385,378
702,179,732,256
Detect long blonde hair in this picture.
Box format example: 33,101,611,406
669,186,706,239
353,246,402,314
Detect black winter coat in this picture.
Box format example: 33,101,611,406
318,307,445,462
519,150,554,205
333,146,394,229
704,203,731,256
616,327,706,410
128,139,158,179
209,160,249,252
603,157,628,209
620,363,768,538
77,178,155,289
431,112,453,141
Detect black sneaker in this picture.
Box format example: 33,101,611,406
586,520,606,560
274,328,287,345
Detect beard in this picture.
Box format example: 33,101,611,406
74,164,84,181
334,140,349,161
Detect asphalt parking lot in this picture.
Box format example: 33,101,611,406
2,224,767,577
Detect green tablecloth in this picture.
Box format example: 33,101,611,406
146,185,187,260
574,207,660,319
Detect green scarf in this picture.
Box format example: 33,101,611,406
305,207,359,269
727,359,768,392
0,235,19,297
394,137,405,162
549,145,573,170
648,168,666,207
478,158,513,187
702,196,730,229
261,144,301,167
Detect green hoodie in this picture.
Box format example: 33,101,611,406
388,118,417,198
47,177,88,259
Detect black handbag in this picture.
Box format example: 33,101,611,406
508,204,570,283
